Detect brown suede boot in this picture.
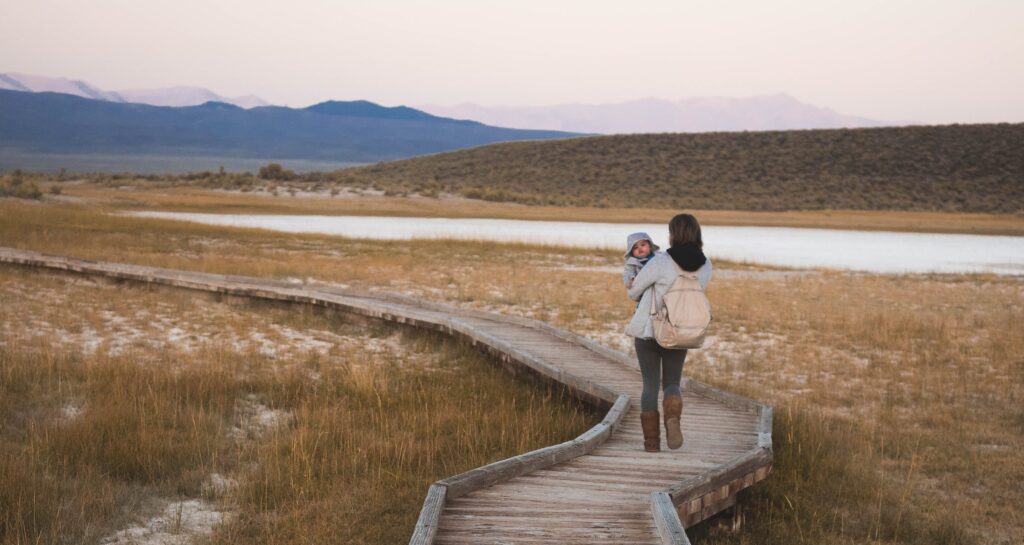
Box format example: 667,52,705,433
663,395,683,449
640,411,660,452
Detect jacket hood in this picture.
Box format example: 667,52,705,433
624,232,660,259
667,243,707,272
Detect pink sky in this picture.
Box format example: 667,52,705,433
1,0,1021,123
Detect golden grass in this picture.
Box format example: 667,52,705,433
55,183,1024,236
0,267,597,545
1,197,1022,544
657,271,1023,545
689,273,1023,544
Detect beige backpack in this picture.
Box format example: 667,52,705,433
649,266,712,349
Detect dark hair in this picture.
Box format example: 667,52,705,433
668,213,702,249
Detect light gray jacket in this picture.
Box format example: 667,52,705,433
622,252,661,288
625,253,712,339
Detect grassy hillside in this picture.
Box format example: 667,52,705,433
332,123,1024,213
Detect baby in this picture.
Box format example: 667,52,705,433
622,232,660,288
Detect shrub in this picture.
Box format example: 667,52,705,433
258,163,297,181
0,172,43,200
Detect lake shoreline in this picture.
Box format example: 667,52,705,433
126,211,1024,276
57,184,1024,237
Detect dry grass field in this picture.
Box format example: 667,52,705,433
0,266,597,545
1,195,1021,544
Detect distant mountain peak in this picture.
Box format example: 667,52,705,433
193,100,243,111
1,72,123,102
0,73,31,92
0,72,268,109
117,85,268,109
304,100,453,122
417,94,890,134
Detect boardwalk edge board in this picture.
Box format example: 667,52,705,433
650,491,693,545
0,247,774,542
409,483,448,545
437,394,630,499
315,281,642,373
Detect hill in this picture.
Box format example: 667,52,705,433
332,124,1024,213
0,89,578,167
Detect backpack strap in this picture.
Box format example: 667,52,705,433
648,285,659,318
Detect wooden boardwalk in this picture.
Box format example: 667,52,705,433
0,247,772,545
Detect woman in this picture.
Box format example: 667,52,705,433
626,214,712,452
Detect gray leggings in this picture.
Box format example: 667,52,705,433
635,338,687,412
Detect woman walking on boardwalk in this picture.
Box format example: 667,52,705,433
626,214,712,452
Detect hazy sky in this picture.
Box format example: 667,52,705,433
2,0,1022,123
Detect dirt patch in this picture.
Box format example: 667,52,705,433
101,499,226,545
230,396,294,441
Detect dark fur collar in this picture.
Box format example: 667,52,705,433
666,243,707,272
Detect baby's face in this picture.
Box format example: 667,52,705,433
631,240,652,258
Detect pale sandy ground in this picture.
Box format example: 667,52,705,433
0,275,411,362
101,500,225,545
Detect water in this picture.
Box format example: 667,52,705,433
129,212,1024,276
0,151,365,174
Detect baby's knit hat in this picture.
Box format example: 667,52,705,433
624,232,660,259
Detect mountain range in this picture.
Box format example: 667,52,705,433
417,95,891,134
3,72,894,133
0,72,268,109
0,71,903,172
0,89,576,168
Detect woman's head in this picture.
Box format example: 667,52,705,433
668,213,702,249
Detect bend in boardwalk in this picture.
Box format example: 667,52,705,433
0,247,773,544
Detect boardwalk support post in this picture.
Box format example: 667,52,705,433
758,405,774,449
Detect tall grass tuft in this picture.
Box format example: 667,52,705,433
695,403,972,545
0,341,246,544
212,337,596,545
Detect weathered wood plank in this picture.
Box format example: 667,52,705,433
432,392,631,519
